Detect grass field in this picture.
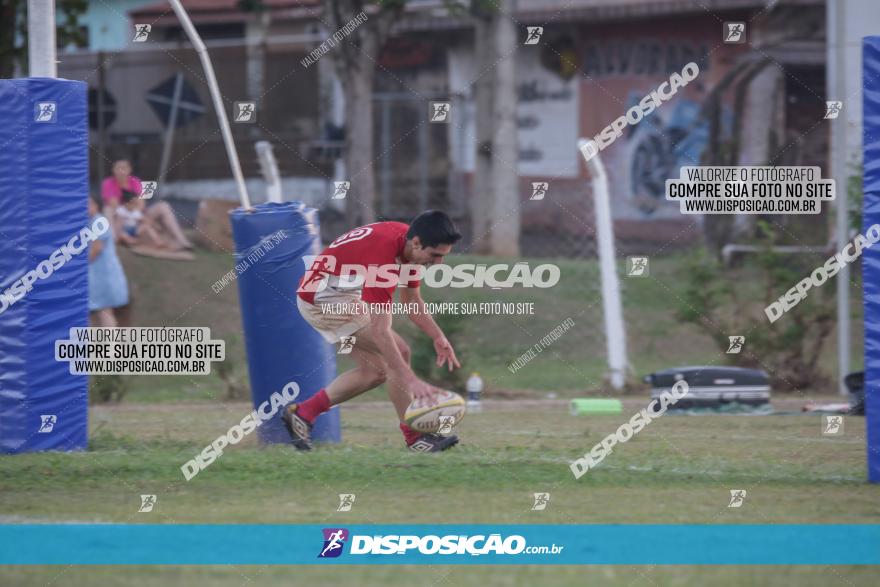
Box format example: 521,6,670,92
1,248,875,585
5,564,879,587
1,398,878,585
2,399,875,523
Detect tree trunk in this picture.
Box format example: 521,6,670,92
322,0,399,228
244,15,268,102
488,0,520,256
470,0,520,256
697,57,765,256
339,55,376,226
471,15,494,253
731,61,776,238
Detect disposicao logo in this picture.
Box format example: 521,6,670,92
318,528,349,558
316,530,564,558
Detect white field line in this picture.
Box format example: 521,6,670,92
0,515,110,524
524,457,863,483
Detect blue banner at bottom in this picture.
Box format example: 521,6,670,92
1,525,879,565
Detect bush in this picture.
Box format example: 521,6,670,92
215,357,249,400
677,222,836,390
89,375,129,403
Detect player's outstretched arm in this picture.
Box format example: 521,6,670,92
400,287,461,372
359,309,438,405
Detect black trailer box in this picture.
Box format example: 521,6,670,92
845,371,865,415
644,366,771,408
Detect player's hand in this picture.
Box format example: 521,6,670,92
411,381,440,406
433,336,461,372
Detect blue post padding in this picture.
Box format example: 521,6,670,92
230,202,339,443
0,78,89,454
863,37,880,482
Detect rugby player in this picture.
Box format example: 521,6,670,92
282,210,463,452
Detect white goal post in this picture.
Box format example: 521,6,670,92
579,138,629,390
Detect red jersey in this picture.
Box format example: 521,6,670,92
298,221,420,304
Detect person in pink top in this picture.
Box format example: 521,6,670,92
101,159,143,207
101,159,194,250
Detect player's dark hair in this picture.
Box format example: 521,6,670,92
121,189,137,204
407,210,462,248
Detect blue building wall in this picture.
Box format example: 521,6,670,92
64,0,157,51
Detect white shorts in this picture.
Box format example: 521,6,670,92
296,290,370,344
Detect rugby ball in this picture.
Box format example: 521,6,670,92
404,390,466,433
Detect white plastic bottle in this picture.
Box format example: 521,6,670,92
466,372,483,413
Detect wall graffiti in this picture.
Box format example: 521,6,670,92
578,37,726,217
623,92,730,216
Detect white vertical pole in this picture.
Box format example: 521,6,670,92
28,0,57,78
828,0,850,395
579,139,628,390
168,0,252,209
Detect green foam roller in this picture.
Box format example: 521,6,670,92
570,398,623,415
